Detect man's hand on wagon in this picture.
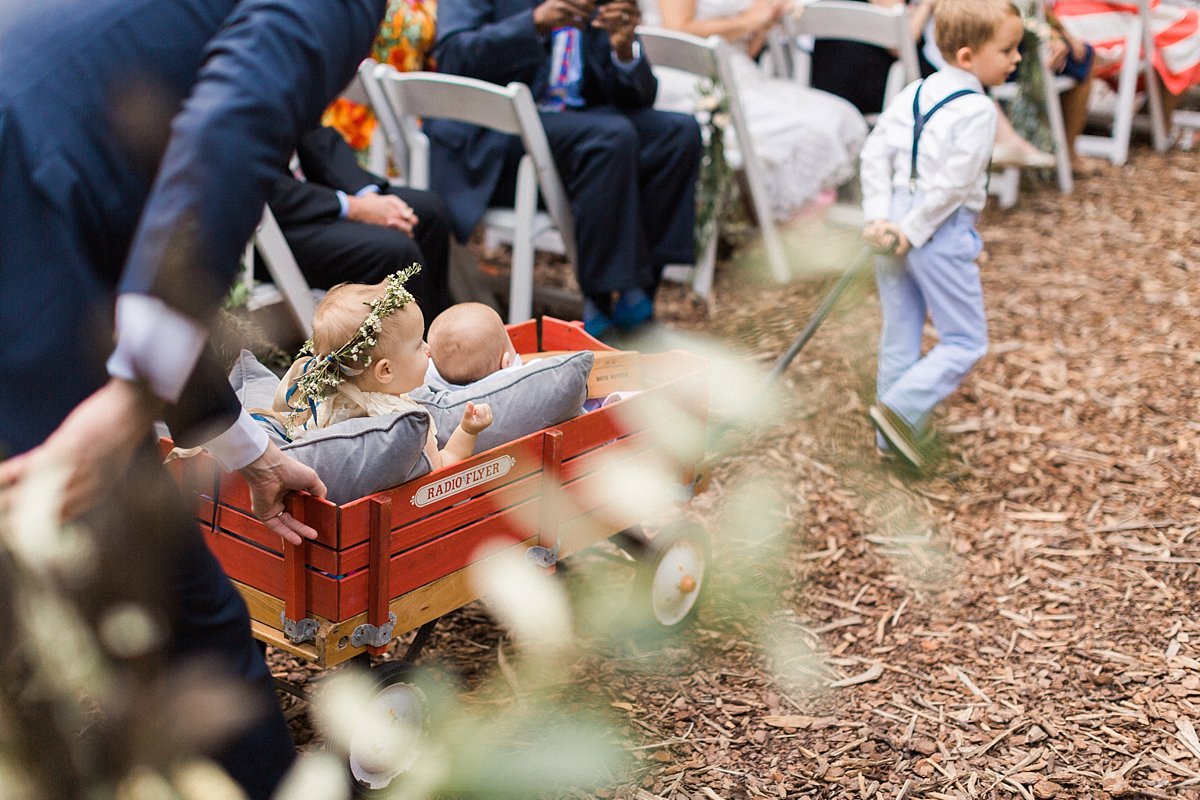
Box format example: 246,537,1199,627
240,441,328,547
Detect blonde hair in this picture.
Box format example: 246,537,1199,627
933,0,1021,62
428,303,509,385
311,280,419,373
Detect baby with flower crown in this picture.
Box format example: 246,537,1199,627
277,265,493,469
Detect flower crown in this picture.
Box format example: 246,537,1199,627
288,264,422,407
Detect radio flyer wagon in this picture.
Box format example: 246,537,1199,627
163,317,711,790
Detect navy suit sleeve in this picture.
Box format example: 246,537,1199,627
267,174,343,227
295,125,386,192
587,32,657,108
119,0,387,323
434,0,548,86
270,126,389,227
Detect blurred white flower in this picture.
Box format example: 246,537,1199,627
312,669,386,754
114,766,174,800
469,542,573,658
23,588,106,695
575,450,685,525
5,458,93,576
99,602,162,659
171,758,247,800
270,752,348,800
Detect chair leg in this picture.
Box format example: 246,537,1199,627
1045,89,1074,194
691,227,719,299
508,156,538,324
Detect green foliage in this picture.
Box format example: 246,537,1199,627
694,79,740,260
1008,15,1056,158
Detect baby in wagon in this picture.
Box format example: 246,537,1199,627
277,266,493,469
424,302,523,390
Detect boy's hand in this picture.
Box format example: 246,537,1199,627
863,220,910,257
460,401,493,435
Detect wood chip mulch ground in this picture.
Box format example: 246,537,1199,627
272,145,1200,799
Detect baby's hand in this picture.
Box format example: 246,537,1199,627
460,401,493,435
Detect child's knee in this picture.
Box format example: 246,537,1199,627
964,337,988,369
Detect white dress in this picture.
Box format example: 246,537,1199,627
643,0,868,220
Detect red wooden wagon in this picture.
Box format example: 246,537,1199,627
164,318,711,790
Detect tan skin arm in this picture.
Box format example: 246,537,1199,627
659,0,788,52
533,0,641,62
425,401,494,470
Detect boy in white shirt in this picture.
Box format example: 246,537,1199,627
860,0,1023,470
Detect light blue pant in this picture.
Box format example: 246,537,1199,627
875,195,988,434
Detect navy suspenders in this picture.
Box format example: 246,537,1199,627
909,82,978,192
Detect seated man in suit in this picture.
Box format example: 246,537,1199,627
429,0,702,339
270,125,453,320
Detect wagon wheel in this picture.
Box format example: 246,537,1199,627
633,521,710,631
348,660,427,795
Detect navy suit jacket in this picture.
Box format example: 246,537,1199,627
428,0,658,240
0,0,385,455
268,126,393,227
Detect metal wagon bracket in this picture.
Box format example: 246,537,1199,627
526,544,559,568
280,612,319,644
351,612,397,649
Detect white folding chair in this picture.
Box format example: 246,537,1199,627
371,66,577,324
636,27,790,294
356,58,410,182
241,205,322,339
784,0,920,124
985,2,1075,208
777,1,920,225
1056,0,1168,165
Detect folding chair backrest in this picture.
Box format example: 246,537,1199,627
636,27,790,287
371,66,578,321
357,58,409,175
788,0,919,110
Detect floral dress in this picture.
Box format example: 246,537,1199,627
322,0,438,152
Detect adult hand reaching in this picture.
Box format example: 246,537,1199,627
238,441,328,546
593,0,641,60
347,192,419,235
534,0,596,33
0,378,161,522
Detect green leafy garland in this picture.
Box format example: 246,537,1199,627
288,263,421,408
693,78,740,259
1007,6,1056,160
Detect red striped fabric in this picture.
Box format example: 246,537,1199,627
1054,0,1200,94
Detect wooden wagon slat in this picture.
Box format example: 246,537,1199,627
367,497,392,656
211,503,341,573
217,474,340,545
335,500,540,615
337,434,547,545
204,529,343,620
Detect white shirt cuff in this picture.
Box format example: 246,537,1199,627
203,409,270,472
611,40,641,68
106,294,208,403
336,189,351,217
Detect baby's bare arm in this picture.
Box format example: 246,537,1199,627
440,401,493,466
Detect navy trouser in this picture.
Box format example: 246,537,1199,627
493,105,702,296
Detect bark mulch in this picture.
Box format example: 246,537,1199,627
271,145,1200,799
